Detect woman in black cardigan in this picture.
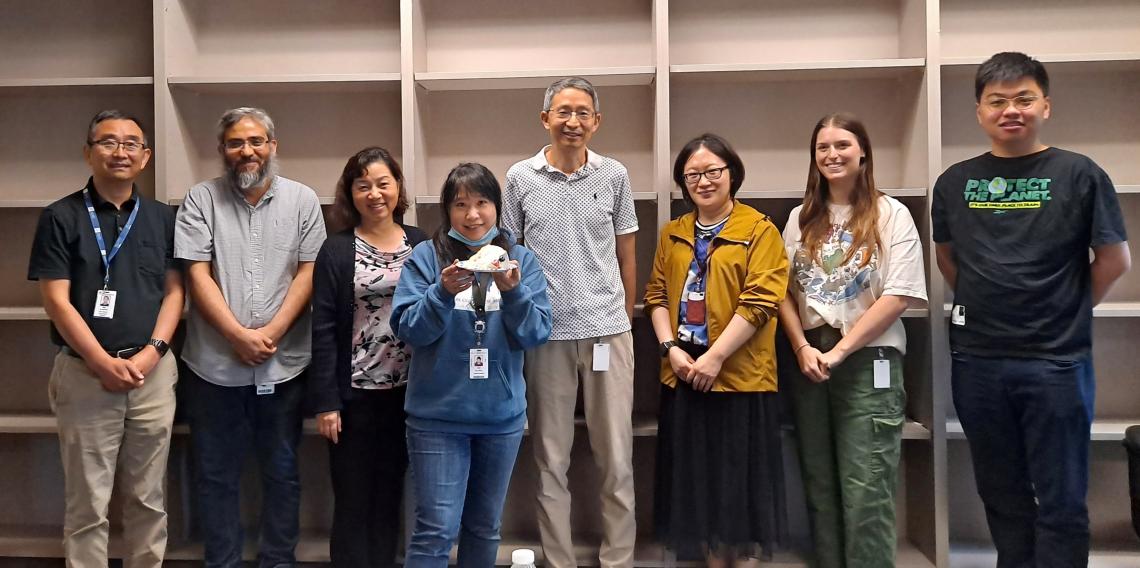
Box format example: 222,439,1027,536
310,147,427,568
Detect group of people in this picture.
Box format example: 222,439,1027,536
28,50,1128,568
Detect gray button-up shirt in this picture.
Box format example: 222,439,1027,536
175,175,326,387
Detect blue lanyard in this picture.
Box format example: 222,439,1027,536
83,188,140,290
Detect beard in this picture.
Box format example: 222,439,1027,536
226,154,279,191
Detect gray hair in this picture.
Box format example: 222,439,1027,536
217,107,276,143
542,77,600,112
87,110,148,146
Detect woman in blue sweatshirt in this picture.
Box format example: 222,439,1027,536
390,162,552,568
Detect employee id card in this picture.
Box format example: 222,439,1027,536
256,383,276,396
592,342,610,372
470,348,489,379
873,358,890,389
93,290,117,319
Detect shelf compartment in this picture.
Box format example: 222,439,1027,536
415,84,653,199
163,0,400,77
941,64,1140,187
940,0,1140,61
416,0,652,74
0,77,153,89
0,0,152,80
0,86,155,202
672,74,929,193
415,66,655,92
669,0,926,66
164,88,402,202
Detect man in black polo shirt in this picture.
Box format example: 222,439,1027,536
28,110,184,568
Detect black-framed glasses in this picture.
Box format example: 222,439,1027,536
88,138,146,154
223,137,271,151
547,108,596,122
683,166,729,186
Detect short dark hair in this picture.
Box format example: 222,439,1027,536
330,146,409,231
87,110,148,146
432,163,512,265
975,52,1050,101
672,133,745,206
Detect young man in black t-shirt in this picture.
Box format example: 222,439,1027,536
933,52,1131,567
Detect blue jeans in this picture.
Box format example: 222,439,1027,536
405,427,523,568
951,352,1094,568
186,371,304,568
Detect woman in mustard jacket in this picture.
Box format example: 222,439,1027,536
644,133,789,566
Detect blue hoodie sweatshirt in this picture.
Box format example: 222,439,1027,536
390,236,552,434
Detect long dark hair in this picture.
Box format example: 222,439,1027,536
432,163,513,265
330,146,409,232
799,112,882,267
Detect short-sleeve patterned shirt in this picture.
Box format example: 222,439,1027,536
502,147,638,340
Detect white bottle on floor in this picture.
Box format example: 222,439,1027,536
510,548,536,568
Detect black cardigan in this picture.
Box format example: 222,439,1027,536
308,224,429,415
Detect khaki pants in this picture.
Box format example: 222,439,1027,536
48,350,178,568
525,332,636,568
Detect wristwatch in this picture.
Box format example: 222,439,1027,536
148,338,170,357
659,340,677,357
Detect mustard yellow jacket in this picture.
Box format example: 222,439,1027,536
643,202,788,392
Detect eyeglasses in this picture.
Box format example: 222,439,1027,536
984,95,1039,112
223,137,271,151
88,138,146,154
683,166,729,186
547,108,596,122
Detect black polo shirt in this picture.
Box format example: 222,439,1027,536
28,178,177,352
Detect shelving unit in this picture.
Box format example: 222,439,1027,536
1,1,1137,566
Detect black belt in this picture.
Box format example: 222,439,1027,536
61,345,146,359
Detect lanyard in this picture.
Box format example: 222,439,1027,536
471,273,490,346
83,188,140,290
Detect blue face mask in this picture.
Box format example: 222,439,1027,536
448,225,499,247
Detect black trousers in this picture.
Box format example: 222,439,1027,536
328,385,409,568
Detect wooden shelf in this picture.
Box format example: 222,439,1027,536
941,302,1140,318
671,59,925,84
0,308,47,321
0,77,152,88
950,542,1140,568
941,52,1140,67
947,419,1136,442
414,66,655,91
415,192,657,205
671,188,927,200
167,73,400,94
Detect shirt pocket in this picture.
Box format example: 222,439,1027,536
270,218,301,261
135,239,168,277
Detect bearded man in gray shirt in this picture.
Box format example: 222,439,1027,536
175,107,326,568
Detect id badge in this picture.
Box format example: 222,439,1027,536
93,290,117,319
873,359,890,389
470,348,489,379
684,290,706,325
256,383,275,396
592,342,611,372
951,304,966,326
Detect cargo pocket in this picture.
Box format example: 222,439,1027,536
867,413,904,480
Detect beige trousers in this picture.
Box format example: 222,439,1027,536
48,350,178,568
525,332,637,568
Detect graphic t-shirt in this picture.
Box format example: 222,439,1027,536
932,147,1127,359
783,196,927,354
677,217,728,345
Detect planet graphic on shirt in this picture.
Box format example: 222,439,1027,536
987,177,1007,196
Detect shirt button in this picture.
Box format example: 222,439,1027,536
252,233,258,238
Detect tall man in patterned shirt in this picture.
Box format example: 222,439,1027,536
503,77,638,568
175,107,326,567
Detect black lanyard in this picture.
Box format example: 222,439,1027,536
471,273,490,345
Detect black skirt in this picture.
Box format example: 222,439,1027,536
654,378,788,561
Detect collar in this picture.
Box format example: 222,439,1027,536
228,175,279,206
526,145,605,176
669,200,759,246
85,177,139,211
